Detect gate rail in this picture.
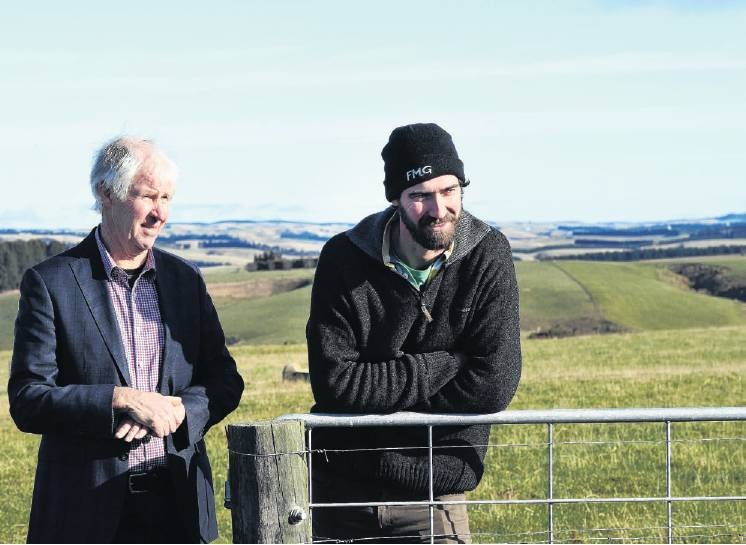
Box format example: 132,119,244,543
279,407,746,544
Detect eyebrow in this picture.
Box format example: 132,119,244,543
408,184,460,196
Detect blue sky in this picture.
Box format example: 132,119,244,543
1,1,745,228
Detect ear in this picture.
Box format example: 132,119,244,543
97,182,113,208
391,199,400,207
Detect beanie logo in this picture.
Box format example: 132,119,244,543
406,165,433,181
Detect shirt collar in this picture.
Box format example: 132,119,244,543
382,211,455,268
95,225,156,280
382,212,397,269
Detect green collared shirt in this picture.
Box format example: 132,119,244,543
382,212,453,290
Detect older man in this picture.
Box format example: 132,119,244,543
8,137,244,543
307,123,522,543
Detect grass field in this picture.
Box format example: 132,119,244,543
1,326,744,543
1,258,744,542
0,292,17,352
514,261,600,331
555,261,746,331
3,259,746,351
203,267,316,284
204,258,746,348
214,285,312,345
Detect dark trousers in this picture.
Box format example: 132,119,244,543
312,469,471,544
113,469,192,544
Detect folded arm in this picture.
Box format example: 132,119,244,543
426,241,522,414
307,245,462,413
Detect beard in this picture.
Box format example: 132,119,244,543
400,208,461,250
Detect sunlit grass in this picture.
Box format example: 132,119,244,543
555,261,746,331
203,267,315,284
515,261,599,331
5,325,744,543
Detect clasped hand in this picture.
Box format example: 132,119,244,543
112,387,185,442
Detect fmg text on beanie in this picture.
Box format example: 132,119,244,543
381,122,470,202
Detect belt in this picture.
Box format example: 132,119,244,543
127,468,171,494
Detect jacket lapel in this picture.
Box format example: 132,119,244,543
154,249,177,394
70,231,131,386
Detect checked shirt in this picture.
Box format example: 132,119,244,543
95,227,167,471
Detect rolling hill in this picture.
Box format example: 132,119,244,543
554,261,746,331
2,258,745,351
204,258,746,347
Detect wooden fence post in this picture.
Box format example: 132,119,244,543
226,419,311,543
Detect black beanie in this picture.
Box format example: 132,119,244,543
381,123,469,201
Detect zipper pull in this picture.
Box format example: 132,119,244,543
420,302,433,323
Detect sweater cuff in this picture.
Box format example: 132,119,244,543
376,452,480,496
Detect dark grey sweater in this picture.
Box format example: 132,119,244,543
306,206,521,496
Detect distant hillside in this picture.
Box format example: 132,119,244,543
1,257,745,351
3,210,746,265
718,213,746,222
202,259,746,346
555,261,746,332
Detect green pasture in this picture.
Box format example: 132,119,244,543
555,261,746,331
203,267,315,284
0,293,17,352
213,285,312,345
3,258,746,350
206,259,746,345
514,261,599,331
2,326,744,543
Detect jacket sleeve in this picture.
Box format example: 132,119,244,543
307,240,461,413
175,272,244,447
426,235,522,414
8,267,116,437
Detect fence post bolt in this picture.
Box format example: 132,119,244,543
288,507,307,525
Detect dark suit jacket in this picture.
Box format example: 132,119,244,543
8,229,245,543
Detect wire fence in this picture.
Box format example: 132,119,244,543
273,407,746,544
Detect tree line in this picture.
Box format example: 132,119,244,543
539,244,746,262
0,239,69,291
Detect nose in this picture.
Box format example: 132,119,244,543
151,198,168,222
430,193,448,220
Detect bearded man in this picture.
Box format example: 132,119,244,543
306,123,522,543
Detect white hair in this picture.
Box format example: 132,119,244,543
90,136,171,212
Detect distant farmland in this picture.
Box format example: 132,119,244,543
2,257,745,351
202,257,746,347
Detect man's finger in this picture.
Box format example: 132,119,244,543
115,420,132,439
168,411,178,435
125,423,141,443
174,403,186,427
